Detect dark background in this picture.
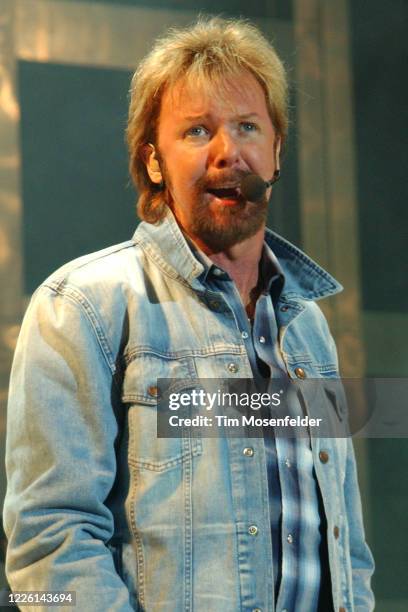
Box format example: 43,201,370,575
6,0,408,608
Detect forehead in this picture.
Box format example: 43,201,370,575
158,70,270,123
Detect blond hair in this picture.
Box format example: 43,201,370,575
127,16,288,223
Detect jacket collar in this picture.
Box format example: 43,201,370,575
133,208,343,301
264,227,343,300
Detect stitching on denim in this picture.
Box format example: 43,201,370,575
122,394,156,405
285,355,314,364
183,436,193,612
124,344,246,365
44,283,116,377
278,298,305,312
128,467,145,607
134,234,201,290
316,364,338,373
48,241,135,287
258,433,274,609
265,229,340,292
128,444,202,472
136,219,204,282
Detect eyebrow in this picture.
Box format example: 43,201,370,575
236,113,261,120
182,114,211,122
181,112,261,122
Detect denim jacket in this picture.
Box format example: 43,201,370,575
4,210,374,611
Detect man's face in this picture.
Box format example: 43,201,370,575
147,70,279,251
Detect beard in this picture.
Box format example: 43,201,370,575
164,168,268,252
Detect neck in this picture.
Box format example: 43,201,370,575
200,227,265,307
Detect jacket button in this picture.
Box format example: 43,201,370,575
243,447,254,457
227,362,239,373
333,525,340,539
294,367,306,379
319,450,329,463
280,305,289,312
248,525,258,536
147,385,159,398
339,608,346,612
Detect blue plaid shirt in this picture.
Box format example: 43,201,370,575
193,241,333,612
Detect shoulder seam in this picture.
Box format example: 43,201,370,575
41,283,118,380
45,240,136,287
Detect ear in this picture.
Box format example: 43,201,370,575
274,136,281,171
142,144,163,184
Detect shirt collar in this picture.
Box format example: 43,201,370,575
133,207,343,301
182,229,285,303
179,232,220,284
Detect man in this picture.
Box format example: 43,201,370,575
4,17,374,611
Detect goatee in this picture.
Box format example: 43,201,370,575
186,170,268,251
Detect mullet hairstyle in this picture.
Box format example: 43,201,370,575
126,16,289,223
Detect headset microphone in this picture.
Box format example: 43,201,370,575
240,170,281,203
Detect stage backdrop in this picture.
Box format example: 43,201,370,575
0,1,407,609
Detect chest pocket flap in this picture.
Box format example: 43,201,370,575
122,352,202,471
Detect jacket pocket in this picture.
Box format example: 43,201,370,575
122,352,202,471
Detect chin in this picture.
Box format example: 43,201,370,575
192,216,265,251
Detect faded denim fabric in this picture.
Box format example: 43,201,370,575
4,209,374,611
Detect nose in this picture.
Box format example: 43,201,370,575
210,129,240,169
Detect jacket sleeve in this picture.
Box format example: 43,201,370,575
3,285,134,611
344,438,375,611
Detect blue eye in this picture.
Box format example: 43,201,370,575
240,122,258,132
186,126,208,137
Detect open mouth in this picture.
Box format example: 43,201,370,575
206,186,240,200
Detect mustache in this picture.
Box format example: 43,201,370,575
195,170,249,191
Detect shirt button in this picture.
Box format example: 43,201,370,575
209,299,221,310
213,268,223,276
147,385,159,398
243,447,254,457
294,366,306,379
333,525,340,539
287,533,293,544
319,450,330,463
259,336,266,343
285,458,291,468
252,609,262,612
241,331,249,339
339,608,346,612
227,362,239,373
248,525,258,536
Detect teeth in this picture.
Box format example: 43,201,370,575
209,186,238,190
208,187,239,198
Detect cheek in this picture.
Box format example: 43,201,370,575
256,140,277,173
245,147,273,176
170,152,207,189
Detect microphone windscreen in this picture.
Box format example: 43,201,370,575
240,174,267,203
